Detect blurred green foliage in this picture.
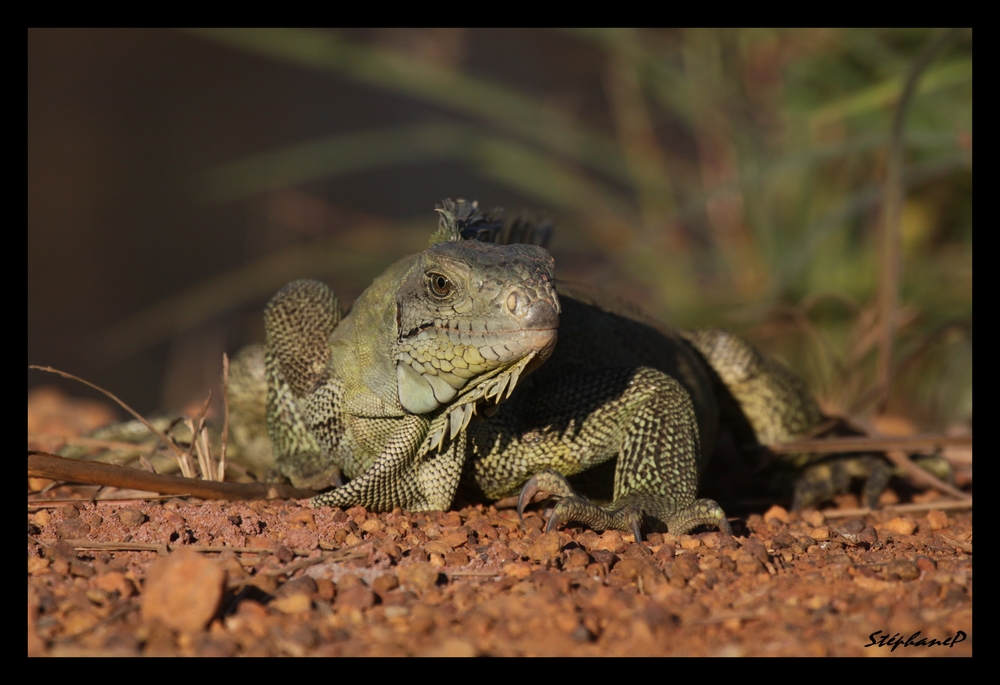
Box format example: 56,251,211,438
192,28,971,428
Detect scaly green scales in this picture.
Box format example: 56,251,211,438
259,200,827,538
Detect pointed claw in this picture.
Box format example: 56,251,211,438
517,476,540,524
545,510,565,534
631,519,643,543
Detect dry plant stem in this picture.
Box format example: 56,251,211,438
185,392,213,480
28,452,317,501
767,433,971,456
220,352,230,482
823,498,972,519
881,449,970,501
940,536,972,554
875,28,963,412
27,434,160,453
28,365,190,464
28,495,183,508
768,432,971,502
31,537,371,569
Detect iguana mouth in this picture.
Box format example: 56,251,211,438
395,322,557,416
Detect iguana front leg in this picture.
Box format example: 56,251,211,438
308,412,466,512
471,366,731,537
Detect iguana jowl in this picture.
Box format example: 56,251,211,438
262,200,825,537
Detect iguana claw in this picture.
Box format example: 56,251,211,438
516,476,541,524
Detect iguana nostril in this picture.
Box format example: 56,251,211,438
520,299,559,330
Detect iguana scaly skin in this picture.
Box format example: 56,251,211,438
263,199,806,537
251,199,944,536
62,200,942,533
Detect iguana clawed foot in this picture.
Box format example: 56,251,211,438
517,468,732,540
789,452,954,511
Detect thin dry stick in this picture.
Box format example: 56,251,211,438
28,495,182,508
28,365,190,464
881,449,970,501
27,434,161,453
31,537,317,556
875,28,963,413
767,433,972,456
219,352,230,482
823,498,972,519
260,544,370,578
28,451,317,501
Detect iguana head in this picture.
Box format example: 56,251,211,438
394,238,559,420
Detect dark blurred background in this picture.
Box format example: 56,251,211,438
28,28,972,430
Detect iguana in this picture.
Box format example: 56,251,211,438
255,200,835,539
59,200,949,536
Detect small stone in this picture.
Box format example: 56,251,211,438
770,532,797,550
809,526,831,540
315,578,336,601
245,536,273,550
857,526,880,548
92,571,135,598
438,529,469,549
526,530,562,565
915,556,937,573
56,518,91,539
803,509,826,527
590,549,618,570
925,509,949,531
360,518,385,534
885,560,920,582
736,552,766,576
445,551,469,567
838,519,866,535
275,576,316,598
680,538,701,550
883,517,917,536
248,573,279,595
653,543,676,565
116,509,146,527
61,504,80,519
27,557,50,575
68,561,95,578
561,547,590,571
424,540,453,556
335,585,375,612
742,537,769,564
397,562,440,592
594,530,627,554
142,550,226,633
371,574,399,597
271,593,312,614
615,558,649,582
379,541,402,560
32,509,52,527
763,505,789,523
672,554,701,580
502,562,532,580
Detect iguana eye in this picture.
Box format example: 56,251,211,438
428,272,452,298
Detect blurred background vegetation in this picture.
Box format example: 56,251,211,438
28,28,972,431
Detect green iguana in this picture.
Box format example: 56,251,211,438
254,200,836,539
61,200,947,537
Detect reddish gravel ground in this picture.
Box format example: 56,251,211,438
28,388,972,656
